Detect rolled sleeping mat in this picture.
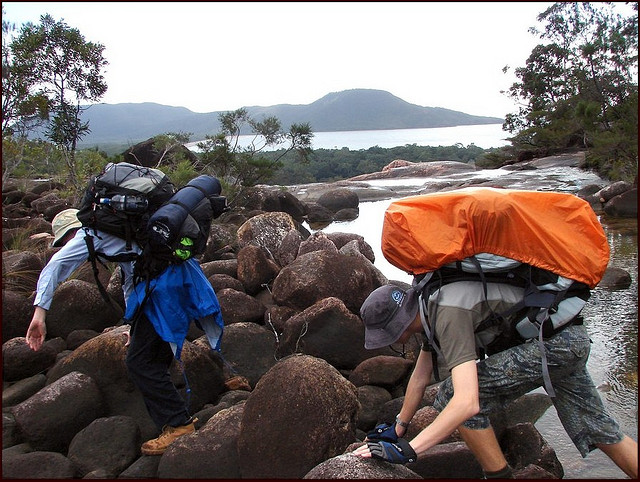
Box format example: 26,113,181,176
147,175,221,251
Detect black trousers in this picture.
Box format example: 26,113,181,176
125,314,191,431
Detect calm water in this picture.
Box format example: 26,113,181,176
310,175,638,479
304,123,509,150
188,123,510,152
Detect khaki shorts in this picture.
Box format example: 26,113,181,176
433,325,624,457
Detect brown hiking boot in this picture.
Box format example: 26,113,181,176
140,418,197,456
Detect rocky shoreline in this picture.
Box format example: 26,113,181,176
268,152,637,217
2,154,636,478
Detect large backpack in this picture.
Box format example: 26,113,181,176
75,162,176,313
381,187,610,396
77,162,176,248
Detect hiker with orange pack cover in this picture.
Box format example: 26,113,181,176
353,188,637,478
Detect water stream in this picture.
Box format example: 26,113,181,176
534,217,638,479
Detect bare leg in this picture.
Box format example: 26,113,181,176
458,425,509,473
597,435,638,479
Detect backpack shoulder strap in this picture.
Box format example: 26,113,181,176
414,271,444,380
84,234,139,317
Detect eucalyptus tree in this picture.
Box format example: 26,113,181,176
1,8,51,188
503,2,638,180
196,107,313,198
1,9,49,137
9,13,108,188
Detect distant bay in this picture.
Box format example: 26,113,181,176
307,123,509,150
187,123,510,152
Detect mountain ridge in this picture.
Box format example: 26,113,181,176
78,89,503,149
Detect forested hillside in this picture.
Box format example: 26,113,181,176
75,89,502,150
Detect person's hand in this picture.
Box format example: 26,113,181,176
102,325,131,347
368,439,417,464
352,442,372,458
26,318,46,351
123,326,131,347
353,438,417,464
29,232,54,241
366,422,399,443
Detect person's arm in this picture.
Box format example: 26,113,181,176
32,230,90,310
395,348,433,437
27,230,91,351
407,359,479,455
119,261,136,307
353,359,479,459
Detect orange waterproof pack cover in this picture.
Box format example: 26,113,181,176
381,187,610,287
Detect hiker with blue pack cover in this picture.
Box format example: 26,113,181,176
122,173,227,456
352,188,637,478
27,163,229,457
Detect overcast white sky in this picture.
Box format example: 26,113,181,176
4,2,558,118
